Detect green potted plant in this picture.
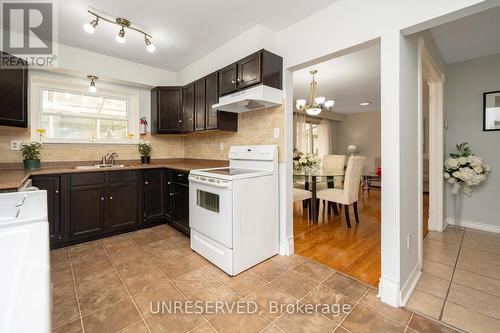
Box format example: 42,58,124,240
138,140,152,164
20,141,42,170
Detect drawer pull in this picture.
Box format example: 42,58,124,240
145,181,149,185
100,197,104,201
55,190,59,194
110,196,113,200
169,193,175,196
167,181,172,185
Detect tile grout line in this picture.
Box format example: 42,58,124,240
67,247,86,333
336,287,371,332
438,227,466,321
403,312,414,333
100,239,153,333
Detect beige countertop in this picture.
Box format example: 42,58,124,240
0,159,228,190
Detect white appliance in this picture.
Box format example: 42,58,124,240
189,145,279,275
0,191,50,333
212,85,282,113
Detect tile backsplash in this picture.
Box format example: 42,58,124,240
0,104,284,165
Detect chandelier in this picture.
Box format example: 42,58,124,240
296,70,334,116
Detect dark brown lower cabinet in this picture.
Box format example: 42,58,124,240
143,169,167,224
109,171,140,231
31,175,63,245
70,183,107,240
169,171,190,236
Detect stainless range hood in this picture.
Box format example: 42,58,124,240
212,85,282,113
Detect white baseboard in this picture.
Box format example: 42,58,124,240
378,276,400,307
445,218,500,234
279,236,294,255
399,263,422,306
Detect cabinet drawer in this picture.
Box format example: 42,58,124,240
109,170,138,183
172,171,189,185
70,172,105,186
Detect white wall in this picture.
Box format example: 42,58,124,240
334,111,381,173
445,53,500,231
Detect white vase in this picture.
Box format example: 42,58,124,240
453,187,464,228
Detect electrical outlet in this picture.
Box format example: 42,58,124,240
273,127,280,139
11,140,22,150
219,142,224,151
407,233,412,251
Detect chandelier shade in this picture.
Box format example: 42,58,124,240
296,70,334,116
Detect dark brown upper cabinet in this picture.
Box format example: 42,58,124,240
205,72,219,130
218,49,282,97
151,87,183,134
0,52,28,128
219,63,238,96
182,84,195,133
194,78,206,131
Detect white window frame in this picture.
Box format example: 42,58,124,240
30,74,140,144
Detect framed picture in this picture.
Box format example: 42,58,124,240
483,90,500,131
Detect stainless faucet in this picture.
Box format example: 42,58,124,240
100,152,119,165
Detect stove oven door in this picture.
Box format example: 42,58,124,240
188,176,233,249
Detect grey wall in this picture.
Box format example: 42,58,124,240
333,111,381,172
445,53,500,228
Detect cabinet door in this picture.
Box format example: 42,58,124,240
219,63,238,96
109,181,139,231
194,78,206,131
0,52,28,127
237,52,261,89
182,84,194,133
172,183,190,235
157,88,182,133
70,185,106,240
143,169,166,224
165,171,173,219
205,72,219,130
31,176,62,245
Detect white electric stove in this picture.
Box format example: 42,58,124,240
189,145,278,275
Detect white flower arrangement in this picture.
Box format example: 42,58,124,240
444,143,491,195
293,151,319,171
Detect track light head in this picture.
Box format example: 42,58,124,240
83,17,98,34
145,36,156,53
116,28,125,44
87,75,98,93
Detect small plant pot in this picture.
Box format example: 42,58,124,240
141,156,151,164
23,159,41,170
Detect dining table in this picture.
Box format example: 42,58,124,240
293,168,345,222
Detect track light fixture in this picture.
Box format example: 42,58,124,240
83,9,155,52
87,75,98,93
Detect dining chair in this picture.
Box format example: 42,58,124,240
316,156,366,228
319,154,346,213
293,188,313,219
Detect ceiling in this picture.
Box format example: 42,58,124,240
430,5,500,64
293,44,380,115
57,0,338,71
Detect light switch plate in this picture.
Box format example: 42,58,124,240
273,127,280,139
11,140,22,150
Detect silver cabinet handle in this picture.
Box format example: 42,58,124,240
177,173,184,177
55,190,59,194
236,78,241,82
101,197,104,201
145,181,149,185
231,79,235,84
169,193,174,196
178,119,183,123
110,196,113,200
167,181,172,185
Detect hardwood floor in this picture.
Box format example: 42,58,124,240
293,188,381,286
423,192,429,238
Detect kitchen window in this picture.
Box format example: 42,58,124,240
31,75,140,144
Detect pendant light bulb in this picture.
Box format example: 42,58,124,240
83,18,98,34
116,28,126,43
87,75,98,93
145,37,156,53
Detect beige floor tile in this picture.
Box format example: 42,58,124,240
70,240,103,256
463,230,500,255
423,259,454,281
459,246,500,267
190,323,217,333
101,235,137,254
246,284,297,321
453,269,500,298
140,240,182,260
209,312,269,333
272,270,318,299
406,290,444,320
360,288,412,325
250,259,290,281
423,240,459,266
78,279,129,315
51,267,73,288
447,283,500,320
82,299,141,333
52,293,80,328
301,284,355,323
268,254,308,269
202,263,232,281
115,260,164,294
442,301,500,333
153,253,208,279
408,313,459,333
426,229,463,246
145,311,205,333
293,260,335,283
107,246,148,266
189,282,239,319
74,268,120,295
415,273,450,299
221,271,268,298
53,318,83,333
457,255,500,281
71,257,113,278
274,311,337,333
322,273,370,301
172,267,220,297
132,278,185,317
260,324,284,333
341,304,406,333
50,248,71,272
119,320,149,333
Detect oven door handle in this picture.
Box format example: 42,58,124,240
188,176,230,188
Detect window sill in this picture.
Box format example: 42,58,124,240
39,140,140,146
